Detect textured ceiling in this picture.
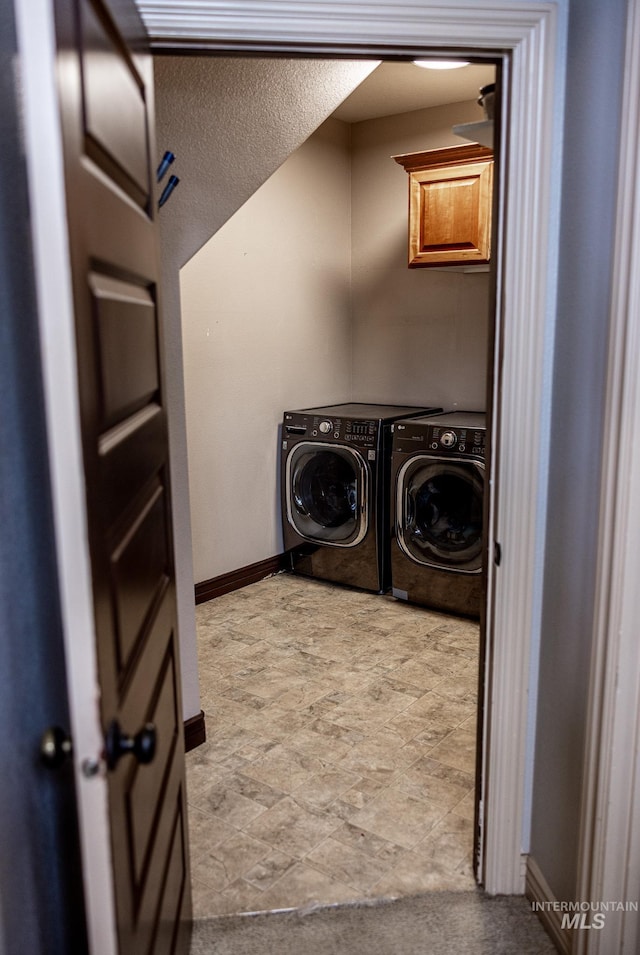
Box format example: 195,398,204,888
331,62,495,123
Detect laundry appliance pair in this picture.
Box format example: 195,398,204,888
280,402,486,616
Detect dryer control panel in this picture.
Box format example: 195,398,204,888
428,424,486,458
393,419,486,459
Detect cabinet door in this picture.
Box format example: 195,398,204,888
394,144,493,267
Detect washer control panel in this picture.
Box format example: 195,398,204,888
344,419,377,447
283,413,379,448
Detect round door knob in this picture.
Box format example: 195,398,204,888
105,720,156,771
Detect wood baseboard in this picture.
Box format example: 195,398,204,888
194,554,289,604
183,710,206,753
526,855,571,955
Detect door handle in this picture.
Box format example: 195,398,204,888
105,720,156,771
405,488,414,528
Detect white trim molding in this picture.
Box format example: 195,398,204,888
576,1,640,952
138,1,560,55
527,856,572,955
138,0,568,894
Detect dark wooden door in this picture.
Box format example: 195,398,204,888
54,1,191,952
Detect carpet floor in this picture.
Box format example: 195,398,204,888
190,890,557,954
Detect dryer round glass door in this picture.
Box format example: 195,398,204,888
397,458,484,572
286,443,368,546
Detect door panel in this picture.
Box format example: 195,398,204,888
111,603,184,953
81,0,151,205
111,483,169,674
154,812,189,955
130,650,180,883
91,272,159,428
54,0,191,951
99,406,168,528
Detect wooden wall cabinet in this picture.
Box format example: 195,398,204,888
393,143,494,268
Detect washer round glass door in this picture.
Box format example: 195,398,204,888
286,442,368,546
397,457,484,572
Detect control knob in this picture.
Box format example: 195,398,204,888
318,420,332,434
440,430,457,449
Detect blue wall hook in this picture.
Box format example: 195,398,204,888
156,150,175,182
158,174,180,209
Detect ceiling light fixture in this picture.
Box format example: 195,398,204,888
413,60,471,70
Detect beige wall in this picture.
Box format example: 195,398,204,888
351,101,490,409
180,119,353,582
155,55,378,717
181,98,492,585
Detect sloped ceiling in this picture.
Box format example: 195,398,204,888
155,57,378,269
332,61,494,123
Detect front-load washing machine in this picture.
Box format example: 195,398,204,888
281,402,441,592
391,411,486,616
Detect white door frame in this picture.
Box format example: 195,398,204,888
575,0,640,951
141,0,568,894
17,6,570,953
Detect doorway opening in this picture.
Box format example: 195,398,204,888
168,54,500,917
27,1,564,941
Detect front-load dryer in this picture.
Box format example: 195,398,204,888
281,402,441,593
391,411,486,616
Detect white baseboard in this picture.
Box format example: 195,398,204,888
526,855,571,955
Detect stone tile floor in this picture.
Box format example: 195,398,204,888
188,572,480,917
